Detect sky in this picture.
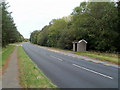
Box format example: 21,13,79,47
6,0,87,38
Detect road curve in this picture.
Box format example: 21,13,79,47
22,42,119,88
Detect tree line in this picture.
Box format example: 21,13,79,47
1,2,24,47
30,1,119,52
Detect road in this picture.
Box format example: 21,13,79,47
22,42,119,88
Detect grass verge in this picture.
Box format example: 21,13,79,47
73,51,119,65
0,45,15,67
37,45,119,65
18,46,57,88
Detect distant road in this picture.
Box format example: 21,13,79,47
22,42,118,88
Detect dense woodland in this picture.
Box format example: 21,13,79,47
30,1,119,52
1,2,24,47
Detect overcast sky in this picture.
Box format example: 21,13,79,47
6,0,87,38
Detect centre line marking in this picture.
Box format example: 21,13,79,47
51,55,63,61
72,64,113,79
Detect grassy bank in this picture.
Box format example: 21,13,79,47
18,46,57,88
0,45,15,67
73,51,119,65
38,45,119,65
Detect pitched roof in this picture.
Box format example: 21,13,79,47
78,39,87,43
72,39,87,43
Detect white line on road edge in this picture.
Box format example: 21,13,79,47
50,55,63,61
72,64,113,79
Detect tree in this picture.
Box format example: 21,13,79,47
2,1,24,47
71,1,118,51
30,1,119,52
30,30,39,44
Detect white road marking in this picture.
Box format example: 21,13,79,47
50,55,63,61
72,64,113,79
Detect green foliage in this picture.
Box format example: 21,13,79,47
30,30,39,44
1,1,24,47
73,51,119,64
30,1,119,52
37,26,49,46
1,45,15,67
47,19,67,47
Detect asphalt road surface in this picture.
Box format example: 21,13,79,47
22,42,119,88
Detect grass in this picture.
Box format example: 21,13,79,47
18,46,57,88
10,42,23,45
38,45,119,65
73,51,119,65
0,45,16,67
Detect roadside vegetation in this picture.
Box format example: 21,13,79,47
1,2,24,48
1,0,24,69
36,46,120,65
30,1,119,53
40,45,119,65
1,45,15,67
18,46,57,88
30,1,119,64
72,51,119,65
